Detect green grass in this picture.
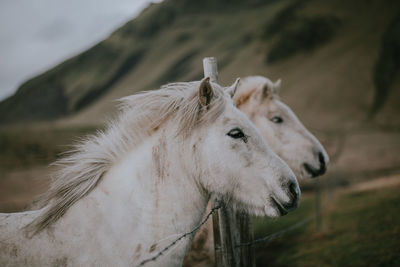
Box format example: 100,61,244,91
253,187,400,266
253,194,315,237
0,127,97,170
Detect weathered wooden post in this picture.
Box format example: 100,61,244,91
203,57,256,267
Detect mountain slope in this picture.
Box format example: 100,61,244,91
1,0,399,129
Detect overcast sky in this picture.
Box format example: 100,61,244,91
0,0,161,101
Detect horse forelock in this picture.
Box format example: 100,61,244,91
25,81,228,235
234,76,278,108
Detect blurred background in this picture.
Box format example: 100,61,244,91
0,0,399,265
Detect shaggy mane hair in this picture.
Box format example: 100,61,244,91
25,81,227,235
234,76,279,107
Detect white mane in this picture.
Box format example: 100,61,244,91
26,81,227,235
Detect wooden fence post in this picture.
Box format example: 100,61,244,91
203,57,256,267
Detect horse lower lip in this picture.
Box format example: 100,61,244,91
271,197,288,216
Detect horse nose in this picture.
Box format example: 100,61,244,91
283,180,300,210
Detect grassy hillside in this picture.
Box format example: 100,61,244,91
1,0,399,127
0,0,272,124
0,126,96,171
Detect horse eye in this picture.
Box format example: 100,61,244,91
271,116,283,124
227,128,246,140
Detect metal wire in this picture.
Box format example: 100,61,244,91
137,202,317,265
236,214,316,247
136,201,222,266
237,174,333,248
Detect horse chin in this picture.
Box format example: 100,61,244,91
263,205,281,218
231,198,272,217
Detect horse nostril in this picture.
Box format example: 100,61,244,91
318,152,325,167
318,152,326,174
289,181,298,199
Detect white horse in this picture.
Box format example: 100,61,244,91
234,76,329,178
0,78,300,267
184,76,329,267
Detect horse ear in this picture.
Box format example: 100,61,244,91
262,83,273,99
262,79,281,99
273,79,281,95
225,78,240,98
199,77,214,106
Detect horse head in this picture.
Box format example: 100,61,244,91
234,76,329,179
194,77,300,217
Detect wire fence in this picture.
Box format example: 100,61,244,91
236,214,316,247
136,201,222,267
136,197,321,266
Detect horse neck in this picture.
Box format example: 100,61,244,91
53,130,209,265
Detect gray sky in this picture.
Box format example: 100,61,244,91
0,0,161,101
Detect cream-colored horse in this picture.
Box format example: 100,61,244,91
0,78,300,267
184,76,328,267
236,76,329,177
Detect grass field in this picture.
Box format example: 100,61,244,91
0,126,97,212
253,182,400,267
0,126,97,170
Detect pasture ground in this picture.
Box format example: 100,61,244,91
254,175,400,267
0,126,399,266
